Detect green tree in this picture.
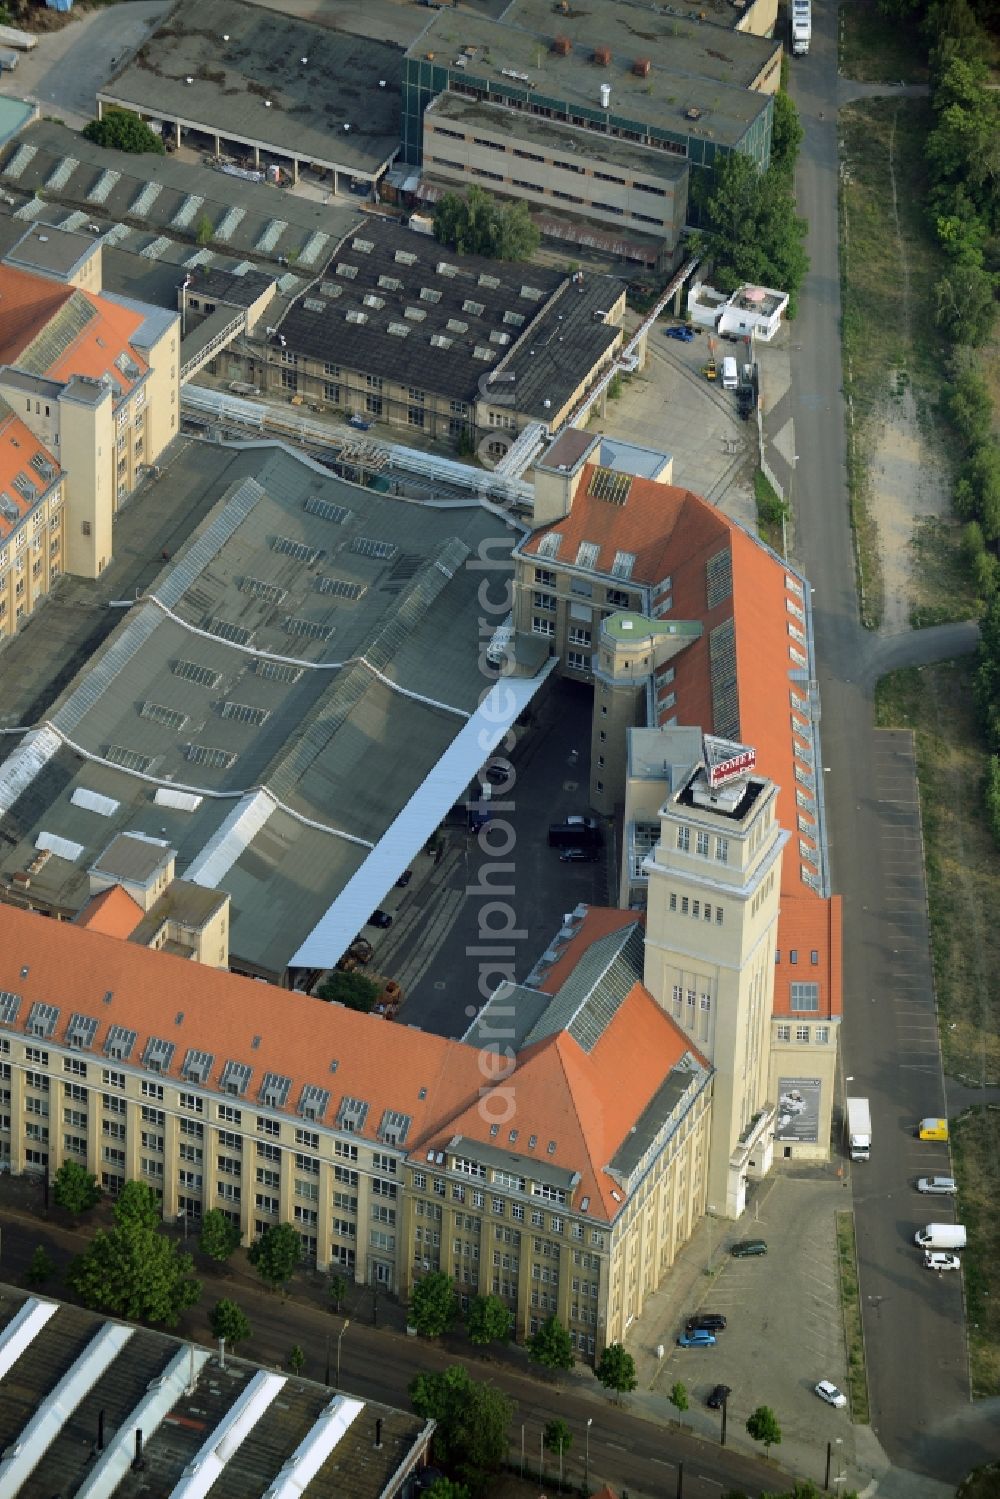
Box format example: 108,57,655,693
527,1314,574,1371
544,1416,572,1456
424,1479,471,1499
83,110,166,155
199,1209,242,1264
985,755,1000,843
465,1293,513,1347
315,969,380,1012
770,89,804,179
27,1245,56,1286
976,594,1000,749
67,1220,201,1326
948,367,993,449
696,152,810,316
934,263,997,346
433,185,539,261
248,1222,301,1292
669,1380,690,1421
595,1341,638,1399
746,1404,782,1454
328,1272,349,1312
288,1343,306,1374
114,1180,161,1231
52,1160,101,1216
196,213,214,248
409,1365,513,1490
954,442,1000,538
410,1270,459,1338
209,1298,251,1351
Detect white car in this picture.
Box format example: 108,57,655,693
814,1380,848,1409
916,1176,957,1196
924,1251,961,1271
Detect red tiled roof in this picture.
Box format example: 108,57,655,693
538,906,644,994
0,266,148,394
75,885,144,940
0,266,74,366
774,893,843,1018
0,401,60,541
47,287,148,395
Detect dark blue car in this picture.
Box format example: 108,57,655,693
665,325,696,342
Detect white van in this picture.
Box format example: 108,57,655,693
914,1223,966,1250
721,356,738,390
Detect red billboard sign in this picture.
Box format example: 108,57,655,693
708,748,756,789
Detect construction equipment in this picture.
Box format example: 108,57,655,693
702,335,718,382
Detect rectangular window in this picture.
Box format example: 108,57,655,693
696,831,709,857
676,826,689,852
102,1069,125,1090
815,1026,830,1043
789,982,820,1012
532,616,555,638
141,1081,164,1101
257,1116,280,1137
776,1024,791,1042
295,1128,319,1150
63,1057,87,1078
180,1093,204,1114
218,1105,242,1125
795,1025,810,1042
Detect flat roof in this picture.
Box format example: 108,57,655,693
426,91,688,183
91,832,173,885
5,221,96,279
408,6,775,146
100,0,403,176
0,439,538,976
275,217,623,414
0,120,361,273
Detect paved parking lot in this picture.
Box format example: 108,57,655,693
630,1173,855,1478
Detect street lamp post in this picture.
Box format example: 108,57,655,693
336,1319,350,1387
177,1210,187,1242
585,1416,592,1490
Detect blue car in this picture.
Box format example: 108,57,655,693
665,325,696,342
677,1329,716,1348
349,414,373,430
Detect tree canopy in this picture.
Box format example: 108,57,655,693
248,1222,301,1291
52,1160,101,1216
695,153,809,316
410,1271,459,1338
83,110,165,155
209,1298,251,1351
315,969,380,1012
433,186,540,261
746,1404,782,1453
199,1209,242,1264
114,1180,162,1231
465,1293,513,1347
527,1315,574,1370
67,1218,201,1326
596,1341,638,1397
409,1365,513,1490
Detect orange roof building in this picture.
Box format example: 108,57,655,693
0,222,179,583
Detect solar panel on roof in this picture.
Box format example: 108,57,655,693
303,497,350,525
379,1108,411,1145
220,1059,252,1097
11,473,36,503
612,550,636,580
185,743,236,770
140,701,188,731
589,467,633,505
105,1024,137,1060
316,577,365,601
0,494,19,525
183,1048,214,1083
536,531,562,559
576,541,600,570
336,1095,368,1131
143,1037,175,1073
105,744,154,774
66,1013,98,1049
26,1001,59,1039
260,1071,291,1108
299,1083,331,1120
0,991,20,1025
173,660,222,689
350,537,396,561
207,618,253,647
255,659,303,684
272,536,320,564
220,701,270,726
240,577,287,605
284,617,334,641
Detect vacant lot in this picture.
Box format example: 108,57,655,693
839,0,930,84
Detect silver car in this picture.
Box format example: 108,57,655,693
917,1176,957,1196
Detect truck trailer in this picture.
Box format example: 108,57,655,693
914,1223,966,1250
791,0,811,55
846,1097,871,1161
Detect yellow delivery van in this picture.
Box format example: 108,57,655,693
917,1117,949,1141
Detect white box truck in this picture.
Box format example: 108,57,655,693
0,23,37,49
914,1224,966,1250
791,0,811,55
846,1097,871,1161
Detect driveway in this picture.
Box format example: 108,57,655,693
4,3,169,129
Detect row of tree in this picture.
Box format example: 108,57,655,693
692,65,809,316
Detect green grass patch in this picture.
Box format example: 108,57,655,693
951,1108,1000,1396
839,98,951,629
909,516,981,628
838,0,929,84
835,1211,870,1423
753,469,788,553
873,661,1000,1082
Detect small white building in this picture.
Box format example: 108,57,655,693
687,280,789,342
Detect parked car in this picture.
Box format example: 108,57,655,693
395,871,412,888
548,816,601,849
730,1239,767,1257
917,1176,957,1195
677,1329,716,1348
349,414,373,430
665,325,696,342
814,1381,847,1409
368,910,393,928
560,847,598,863
706,1384,732,1409
686,1313,727,1332
483,763,511,786
924,1251,961,1271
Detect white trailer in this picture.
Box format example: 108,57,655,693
0,24,38,50
791,0,811,55
914,1224,966,1250
846,1097,871,1161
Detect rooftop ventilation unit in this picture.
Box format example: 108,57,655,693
593,44,611,65
633,57,651,76
552,34,571,54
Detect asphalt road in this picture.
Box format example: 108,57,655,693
784,8,989,1480
0,1201,786,1499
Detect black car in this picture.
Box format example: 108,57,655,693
686,1313,727,1332
730,1239,767,1258
706,1384,732,1410
560,847,598,863
395,871,413,888
368,910,393,929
